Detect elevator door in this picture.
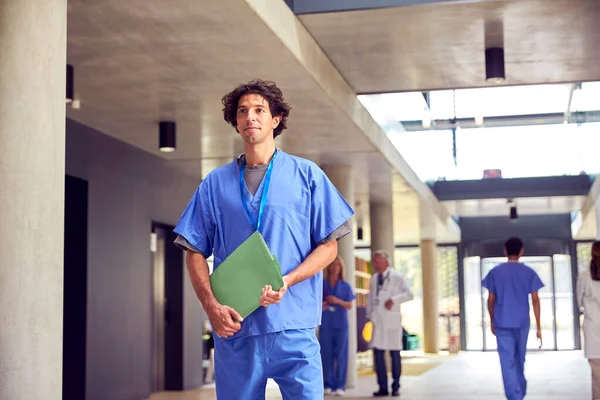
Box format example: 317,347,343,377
464,255,575,351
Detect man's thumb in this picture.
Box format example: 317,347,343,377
227,307,243,322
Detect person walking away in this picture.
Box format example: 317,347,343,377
482,237,544,400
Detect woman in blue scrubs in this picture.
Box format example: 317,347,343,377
320,255,356,396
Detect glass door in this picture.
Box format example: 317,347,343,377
465,255,575,351
464,256,482,350
553,254,575,350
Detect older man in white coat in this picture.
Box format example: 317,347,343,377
367,250,414,397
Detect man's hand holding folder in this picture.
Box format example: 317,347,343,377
206,302,244,339
207,277,289,339
209,231,286,337
259,277,289,307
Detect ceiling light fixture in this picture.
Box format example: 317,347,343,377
66,64,74,103
159,121,176,152
507,199,518,220
485,47,505,84
510,205,518,220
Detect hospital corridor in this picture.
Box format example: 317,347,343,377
3,0,600,399
148,351,590,400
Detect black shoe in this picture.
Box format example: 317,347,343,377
372,390,389,397
391,390,400,397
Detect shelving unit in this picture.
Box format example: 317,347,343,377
354,257,371,307
355,256,372,353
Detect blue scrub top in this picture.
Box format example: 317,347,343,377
321,280,355,330
174,150,355,340
482,262,544,329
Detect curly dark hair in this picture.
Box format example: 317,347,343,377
221,79,291,138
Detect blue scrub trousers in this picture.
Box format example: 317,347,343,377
495,326,529,400
319,328,349,391
214,328,323,400
374,348,401,393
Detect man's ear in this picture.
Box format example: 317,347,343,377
273,115,281,128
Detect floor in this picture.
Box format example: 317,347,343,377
147,351,591,399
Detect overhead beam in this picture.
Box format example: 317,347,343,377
401,110,600,131
431,175,593,201
286,0,495,14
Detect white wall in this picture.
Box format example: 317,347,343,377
65,119,206,399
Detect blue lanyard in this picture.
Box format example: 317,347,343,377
239,151,277,232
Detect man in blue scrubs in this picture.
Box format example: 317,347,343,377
482,237,544,400
173,80,354,399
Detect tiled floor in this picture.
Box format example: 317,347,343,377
148,350,591,399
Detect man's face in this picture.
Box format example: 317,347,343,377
236,94,280,145
373,255,388,273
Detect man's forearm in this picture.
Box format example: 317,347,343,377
392,290,414,305
487,297,495,325
533,299,541,331
186,251,218,311
285,239,337,287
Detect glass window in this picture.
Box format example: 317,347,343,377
455,124,583,179
389,130,457,182
388,122,598,181
570,82,600,112
360,81,600,181
437,247,459,351
452,85,571,118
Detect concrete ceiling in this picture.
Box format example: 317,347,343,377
65,0,461,244
66,0,373,176
299,0,600,93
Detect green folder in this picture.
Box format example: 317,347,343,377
210,231,285,318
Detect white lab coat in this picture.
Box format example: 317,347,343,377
578,270,600,359
367,267,414,351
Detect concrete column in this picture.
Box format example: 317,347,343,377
0,1,67,398
369,181,394,371
323,165,357,389
421,239,439,353
369,202,395,264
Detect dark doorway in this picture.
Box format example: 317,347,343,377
152,223,184,391
63,175,88,400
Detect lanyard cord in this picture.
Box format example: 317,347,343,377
239,151,277,232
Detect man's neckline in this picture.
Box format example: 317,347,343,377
236,149,280,169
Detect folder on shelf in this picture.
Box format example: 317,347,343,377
209,231,284,319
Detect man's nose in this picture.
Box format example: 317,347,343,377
246,111,256,121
